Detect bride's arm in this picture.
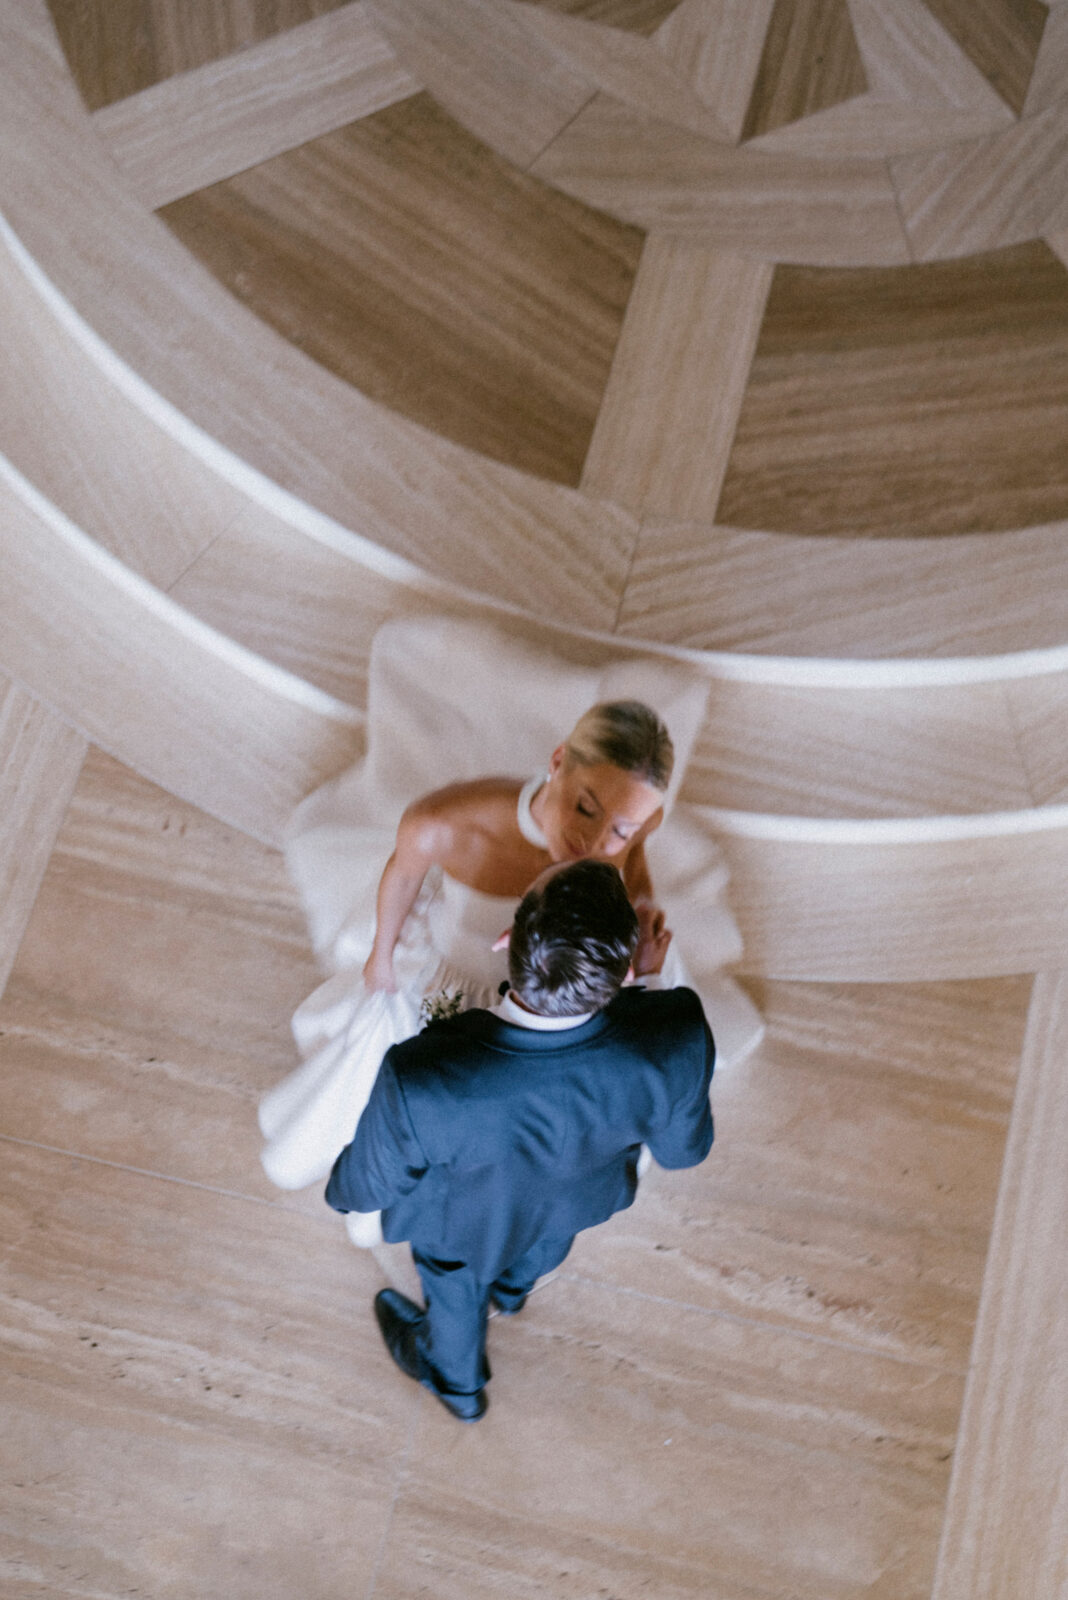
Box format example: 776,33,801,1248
622,839,654,906
621,805,663,906
623,811,672,976
363,799,452,992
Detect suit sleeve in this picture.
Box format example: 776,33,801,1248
644,1014,715,1171
324,1052,428,1214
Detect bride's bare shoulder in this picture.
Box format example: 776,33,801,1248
391,777,524,876
400,776,520,842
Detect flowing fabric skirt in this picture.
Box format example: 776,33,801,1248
258,617,766,1242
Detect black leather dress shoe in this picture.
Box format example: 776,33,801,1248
373,1290,488,1422
489,1289,528,1316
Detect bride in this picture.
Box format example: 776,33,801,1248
363,697,672,991
258,622,763,1237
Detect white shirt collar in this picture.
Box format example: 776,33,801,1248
493,989,594,1030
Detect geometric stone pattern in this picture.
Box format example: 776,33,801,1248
515,0,685,32
741,0,868,141
45,0,353,109
48,0,1068,536
160,94,644,486
919,0,1049,116
91,6,420,208
8,10,1068,1598
717,241,1068,536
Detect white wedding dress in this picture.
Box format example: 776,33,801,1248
258,618,764,1238
259,860,515,1196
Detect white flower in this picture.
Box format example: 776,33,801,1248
420,988,465,1024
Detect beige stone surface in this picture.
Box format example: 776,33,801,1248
0,470,360,846
516,0,683,29
0,235,233,590
748,0,1013,162
7,7,1068,1588
0,1144,410,1599
1,752,319,1193
511,5,732,141
0,679,85,998
739,0,868,143
1003,672,1068,807
378,1278,960,1599
744,91,1012,160
1025,3,1068,116
44,0,355,108
684,679,1033,819
916,0,1049,118
616,520,1068,659
159,94,644,490
94,2,420,208
891,105,1068,262
654,0,777,141
2,0,638,632
582,240,772,520
846,0,1013,114
716,243,1068,541
166,505,438,707
367,0,596,169
723,828,1068,982
532,95,911,264
0,745,1036,1600
931,970,1068,1600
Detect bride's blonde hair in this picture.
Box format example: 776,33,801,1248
564,700,673,793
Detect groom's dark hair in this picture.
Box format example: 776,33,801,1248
509,860,639,1018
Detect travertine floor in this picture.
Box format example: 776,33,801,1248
54,0,1068,530
160,94,644,486
160,108,1068,526
5,6,1064,1594
0,751,1032,1598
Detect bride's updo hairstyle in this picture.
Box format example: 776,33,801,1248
564,700,674,792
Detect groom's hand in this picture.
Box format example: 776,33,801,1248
633,901,672,976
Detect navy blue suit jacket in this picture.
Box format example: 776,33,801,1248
325,985,715,1283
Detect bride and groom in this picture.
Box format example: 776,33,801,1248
255,618,761,1408
325,855,716,1421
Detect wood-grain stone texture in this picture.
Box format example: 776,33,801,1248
7,4,1068,1596
0,751,1033,1599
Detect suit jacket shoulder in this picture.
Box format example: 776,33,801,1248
326,981,715,1281
604,982,709,1034
381,985,713,1105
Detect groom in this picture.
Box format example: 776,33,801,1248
325,858,715,1421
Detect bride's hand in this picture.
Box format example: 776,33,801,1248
633,901,672,977
363,948,397,993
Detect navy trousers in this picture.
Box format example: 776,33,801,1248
411,1233,574,1397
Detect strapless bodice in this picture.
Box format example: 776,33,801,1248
424,871,514,992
